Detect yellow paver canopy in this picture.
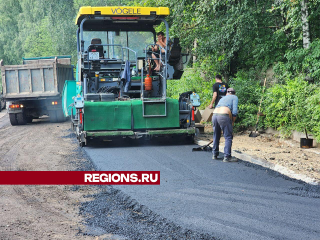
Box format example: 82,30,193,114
76,6,170,25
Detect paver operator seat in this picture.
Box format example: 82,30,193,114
89,38,104,59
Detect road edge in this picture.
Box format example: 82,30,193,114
0,111,7,119
196,139,320,186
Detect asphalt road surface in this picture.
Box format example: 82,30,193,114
84,138,320,240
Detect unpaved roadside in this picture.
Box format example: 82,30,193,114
0,113,99,240
0,113,215,240
201,125,320,183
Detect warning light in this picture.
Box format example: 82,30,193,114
52,101,58,105
192,107,195,121
79,109,83,124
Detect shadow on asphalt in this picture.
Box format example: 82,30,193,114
22,116,196,149
86,136,196,149
30,117,51,124
31,116,68,125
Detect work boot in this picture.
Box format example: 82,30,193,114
212,155,222,160
223,156,238,162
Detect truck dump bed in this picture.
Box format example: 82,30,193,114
1,56,73,100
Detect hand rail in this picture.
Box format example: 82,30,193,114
122,47,137,67
140,67,144,100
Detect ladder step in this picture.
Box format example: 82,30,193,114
142,98,166,103
142,99,167,117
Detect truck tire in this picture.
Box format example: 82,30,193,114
9,113,18,126
26,116,33,123
49,110,65,123
49,110,58,123
56,110,66,122
17,112,27,125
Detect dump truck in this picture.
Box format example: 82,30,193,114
62,6,200,146
0,56,74,125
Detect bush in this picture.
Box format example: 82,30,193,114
229,70,263,131
167,64,216,109
263,77,320,141
274,40,320,82
168,67,263,132
305,88,320,142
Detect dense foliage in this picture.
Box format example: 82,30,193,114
263,77,320,141
0,0,319,139
139,0,320,138
0,0,132,65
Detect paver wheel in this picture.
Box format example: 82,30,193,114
9,113,18,126
186,134,195,144
79,140,85,147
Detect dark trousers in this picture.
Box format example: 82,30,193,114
212,114,233,158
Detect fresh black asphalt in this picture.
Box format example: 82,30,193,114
83,137,320,240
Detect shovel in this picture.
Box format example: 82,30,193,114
249,78,267,138
192,140,213,152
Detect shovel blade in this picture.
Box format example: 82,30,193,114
192,147,203,152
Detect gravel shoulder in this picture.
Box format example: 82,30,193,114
0,113,216,240
0,113,99,240
201,125,320,183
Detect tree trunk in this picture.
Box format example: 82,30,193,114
193,39,197,64
301,0,310,49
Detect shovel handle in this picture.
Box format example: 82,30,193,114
205,140,213,147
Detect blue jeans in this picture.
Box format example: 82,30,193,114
212,114,233,158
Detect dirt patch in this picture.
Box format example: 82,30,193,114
0,114,100,240
200,125,320,183
0,114,217,239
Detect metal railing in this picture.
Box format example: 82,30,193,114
144,43,167,99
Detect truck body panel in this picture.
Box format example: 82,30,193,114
1,61,73,100
22,56,71,65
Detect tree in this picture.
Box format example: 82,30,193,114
0,0,22,64
301,0,311,48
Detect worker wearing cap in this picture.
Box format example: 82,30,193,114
212,88,238,162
